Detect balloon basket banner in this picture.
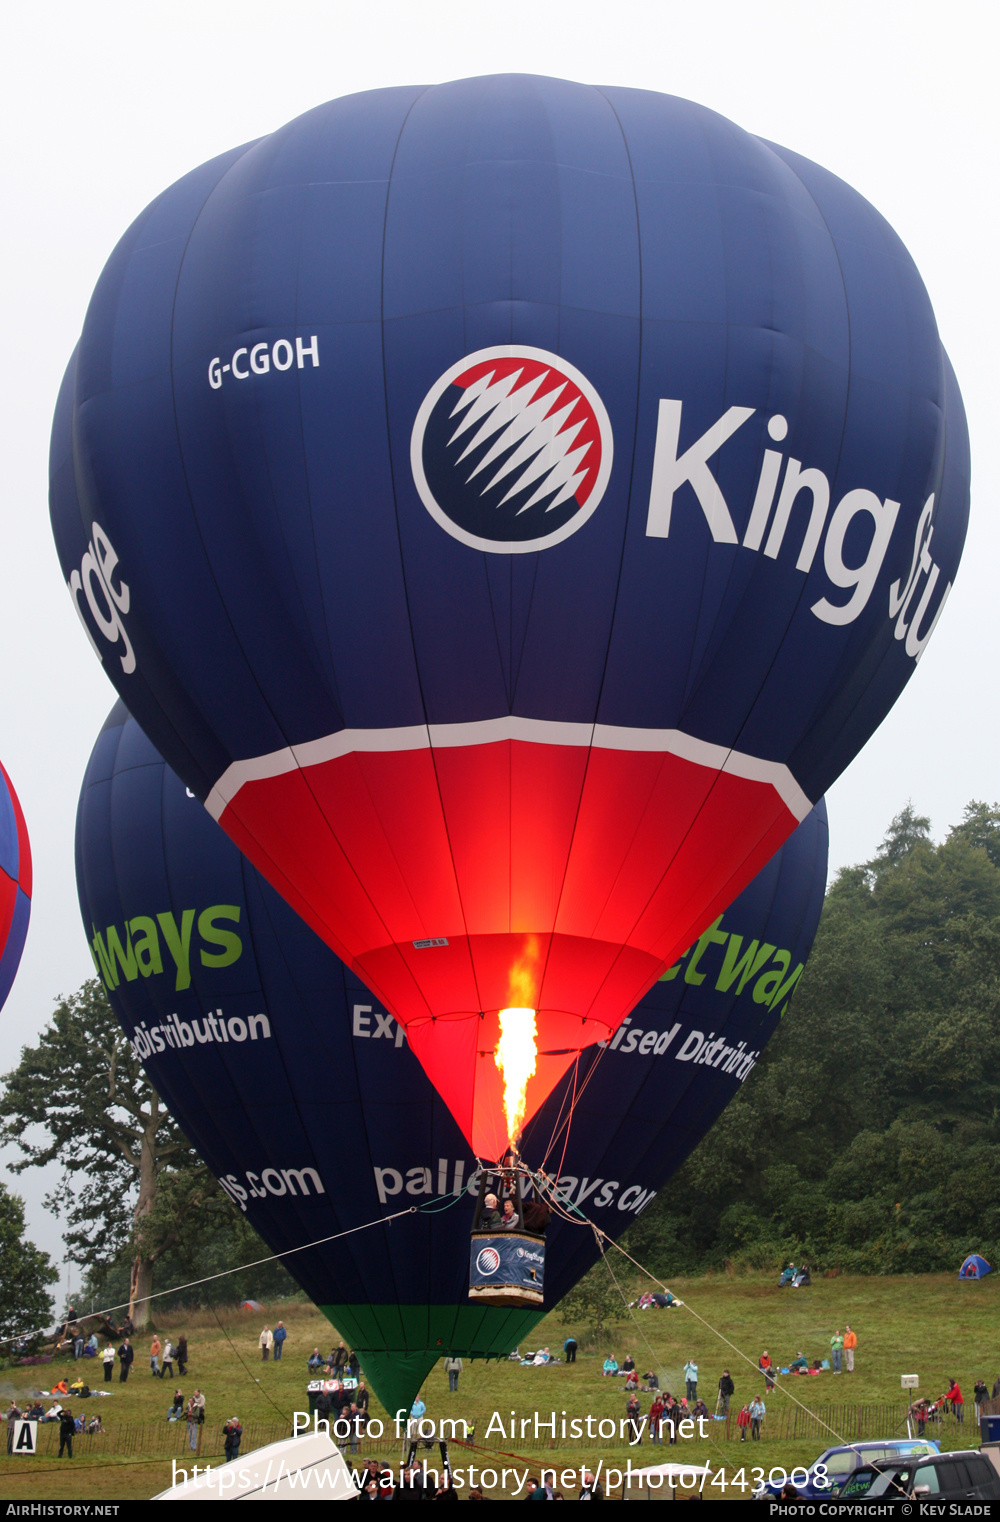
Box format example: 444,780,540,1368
469,1231,545,1308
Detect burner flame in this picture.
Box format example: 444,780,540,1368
495,1007,538,1148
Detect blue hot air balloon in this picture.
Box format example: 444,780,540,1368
77,702,827,1416
52,75,946,1157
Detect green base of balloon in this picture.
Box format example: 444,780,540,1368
317,1302,545,1422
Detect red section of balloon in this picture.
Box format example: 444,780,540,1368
216,733,798,1156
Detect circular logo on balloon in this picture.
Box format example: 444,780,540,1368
475,1247,501,1275
411,346,613,553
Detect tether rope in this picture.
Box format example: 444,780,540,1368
0,1203,424,1348
211,1304,289,1423
2,1163,919,1498
520,1161,920,1489
590,1223,664,1378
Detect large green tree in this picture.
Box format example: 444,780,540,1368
0,1182,58,1347
0,980,252,1327
626,802,1000,1276
558,1258,627,1342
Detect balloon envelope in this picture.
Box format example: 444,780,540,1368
0,760,31,1012
52,75,957,1155
77,703,827,1414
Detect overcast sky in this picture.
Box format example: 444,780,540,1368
1,0,996,1279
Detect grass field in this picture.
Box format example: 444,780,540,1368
1,1269,995,1500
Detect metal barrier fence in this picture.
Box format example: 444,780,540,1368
9,1399,978,1461
10,1417,291,1460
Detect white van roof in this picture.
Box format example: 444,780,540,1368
152,1431,356,1501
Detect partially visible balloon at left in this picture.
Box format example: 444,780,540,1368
0,760,31,1010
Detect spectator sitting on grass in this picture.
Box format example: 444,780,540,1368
167,1389,184,1421
602,1355,619,1377
788,1352,809,1372
308,1348,323,1372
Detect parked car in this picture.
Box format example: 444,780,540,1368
838,1450,1000,1502
753,1440,940,1500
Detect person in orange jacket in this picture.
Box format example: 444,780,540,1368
843,1326,858,1373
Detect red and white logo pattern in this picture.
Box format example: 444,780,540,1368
410,346,613,553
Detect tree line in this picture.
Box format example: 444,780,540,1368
626,801,1000,1277
0,982,295,1337
2,799,998,1341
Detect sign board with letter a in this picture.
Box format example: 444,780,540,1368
11,1419,37,1453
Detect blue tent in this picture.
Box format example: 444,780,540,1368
959,1255,991,1279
